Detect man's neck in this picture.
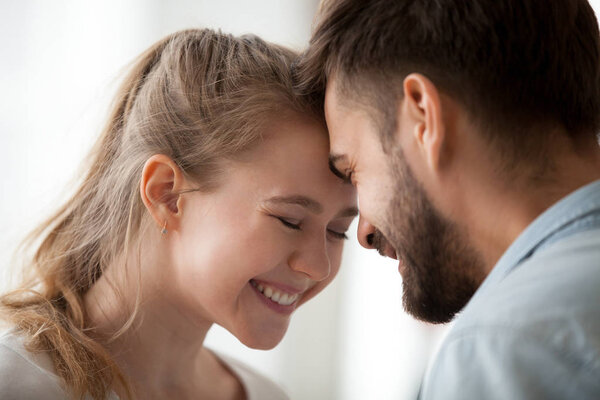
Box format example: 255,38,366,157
465,137,600,273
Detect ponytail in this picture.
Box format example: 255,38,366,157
0,34,174,400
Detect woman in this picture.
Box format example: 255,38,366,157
0,29,357,400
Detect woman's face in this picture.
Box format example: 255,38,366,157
167,116,357,349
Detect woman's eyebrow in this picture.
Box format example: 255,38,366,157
336,207,359,219
265,195,323,214
265,196,358,219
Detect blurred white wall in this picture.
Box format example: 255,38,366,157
5,1,594,399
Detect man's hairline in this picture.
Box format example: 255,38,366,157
326,69,403,151
326,67,565,182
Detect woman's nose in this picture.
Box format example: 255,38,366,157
289,239,331,282
357,214,377,250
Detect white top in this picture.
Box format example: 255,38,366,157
0,329,289,400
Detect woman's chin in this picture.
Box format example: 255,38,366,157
235,326,288,350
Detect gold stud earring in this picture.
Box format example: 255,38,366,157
161,221,168,235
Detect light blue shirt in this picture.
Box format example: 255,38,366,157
420,180,600,399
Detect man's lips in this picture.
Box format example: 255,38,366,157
376,242,398,260
371,229,397,259
384,245,398,260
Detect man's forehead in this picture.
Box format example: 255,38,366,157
324,78,346,139
325,76,350,114
325,75,374,122
324,78,340,119
324,91,350,149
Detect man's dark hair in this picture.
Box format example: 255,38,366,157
294,0,600,163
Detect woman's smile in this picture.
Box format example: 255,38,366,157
249,279,303,314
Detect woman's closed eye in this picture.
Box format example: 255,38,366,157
275,216,302,230
327,229,348,240
273,216,348,240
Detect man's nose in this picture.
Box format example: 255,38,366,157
357,214,377,250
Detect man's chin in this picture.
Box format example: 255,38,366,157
401,278,473,324
403,297,455,324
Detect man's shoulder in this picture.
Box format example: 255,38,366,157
458,228,600,330
421,229,600,399
0,330,67,400
422,320,600,399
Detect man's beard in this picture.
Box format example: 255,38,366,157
373,149,486,324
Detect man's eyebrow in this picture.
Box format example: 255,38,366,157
328,154,352,184
265,195,323,214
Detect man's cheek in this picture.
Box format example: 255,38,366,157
360,184,385,211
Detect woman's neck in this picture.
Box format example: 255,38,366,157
83,250,244,400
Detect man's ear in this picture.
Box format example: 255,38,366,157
140,154,185,233
401,73,446,172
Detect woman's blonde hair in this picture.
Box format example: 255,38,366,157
0,29,322,400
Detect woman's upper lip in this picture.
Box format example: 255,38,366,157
251,279,306,295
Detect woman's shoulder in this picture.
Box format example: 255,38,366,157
0,329,68,400
213,351,290,400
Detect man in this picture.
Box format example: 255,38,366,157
295,0,600,398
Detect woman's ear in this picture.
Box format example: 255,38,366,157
140,154,185,233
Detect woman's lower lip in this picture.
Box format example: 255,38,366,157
249,282,297,315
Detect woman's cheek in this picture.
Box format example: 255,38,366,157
238,229,291,274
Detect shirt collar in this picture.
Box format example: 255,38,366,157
469,179,600,304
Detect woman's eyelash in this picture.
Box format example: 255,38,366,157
328,230,349,240
274,216,348,240
276,217,301,230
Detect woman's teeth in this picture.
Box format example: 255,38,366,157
251,280,300,306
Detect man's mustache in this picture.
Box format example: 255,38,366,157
370,229,390,257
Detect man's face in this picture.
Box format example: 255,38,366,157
324,78,485,323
